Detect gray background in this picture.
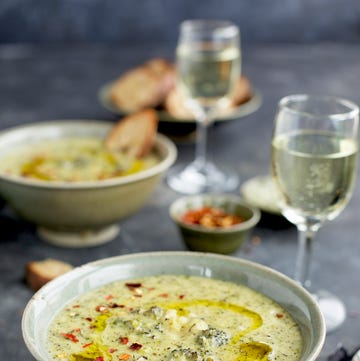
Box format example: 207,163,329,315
1,0,360,45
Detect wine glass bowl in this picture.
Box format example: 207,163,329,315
167,19,241,194
176,20,240,114
271,94,359,333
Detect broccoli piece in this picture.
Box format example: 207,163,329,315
143,306,164,320
197,327,229,348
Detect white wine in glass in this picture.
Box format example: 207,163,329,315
271,94,359,333
167,19,241,194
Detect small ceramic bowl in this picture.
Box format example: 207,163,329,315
169,194,261,254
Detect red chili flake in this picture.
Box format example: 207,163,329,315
251,236,262,246
181,206,244,228
129,343,142,351
119,336,129,345
158,293,169,298
119,354,131,360
125,282,142,290
61,332,79,343
85,317,93,322
276,313,284,319
105,294,114,300
95,305,109,313
109,302,125,308
147,287,155,291
72,304,80,308
179,294,185,299
94,357,104,361
82,342,93,348
134,294,142,298
72,328,81,333
108,348,117,353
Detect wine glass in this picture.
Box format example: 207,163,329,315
271,94,359,333
166,19,241,194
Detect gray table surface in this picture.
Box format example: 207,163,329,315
0,42,359,360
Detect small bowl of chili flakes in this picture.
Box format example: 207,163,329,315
169,194,261,254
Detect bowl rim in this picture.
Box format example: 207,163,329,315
21,251,326,361
169,194,261,233
0,120,177,189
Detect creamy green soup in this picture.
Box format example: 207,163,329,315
47,275,302,361
0,138,159,182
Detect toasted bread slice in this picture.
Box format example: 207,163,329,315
105,109,158,158
163,87,194,119
26,258,73,291
231,76,252,105
109,58,175,113
164,76,252,120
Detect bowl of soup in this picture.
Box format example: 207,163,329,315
22,251,325,361
0,120,177,247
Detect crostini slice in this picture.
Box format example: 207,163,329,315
26,258,73,291
109,58,175,112
104,108,159,159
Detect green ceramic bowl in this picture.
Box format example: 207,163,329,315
169,194,261,254
21,251,325,361
0,120,177,247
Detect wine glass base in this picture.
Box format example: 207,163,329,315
166,161,239,194
313,289,346,333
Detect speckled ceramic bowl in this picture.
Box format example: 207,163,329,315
22,251,325,361
169,194,261,254
0,121,177,247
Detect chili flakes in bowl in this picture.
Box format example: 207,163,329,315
181,206,245,228
170,194,261,254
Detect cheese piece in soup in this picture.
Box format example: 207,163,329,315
0,138,159,182
47,275,302,361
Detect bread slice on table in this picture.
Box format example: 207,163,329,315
109,58,175,112
104,108,158,158
26,258,73,291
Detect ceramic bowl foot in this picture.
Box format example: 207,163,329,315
37,224,120,247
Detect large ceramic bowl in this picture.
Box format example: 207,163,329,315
22,252,325,361
0,121,177,247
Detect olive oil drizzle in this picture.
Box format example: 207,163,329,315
160,299,263,338
19,142,148,181
69,299,271,361
161,299,271,361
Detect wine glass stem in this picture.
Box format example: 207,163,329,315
194,113,212,169
294,227,316,290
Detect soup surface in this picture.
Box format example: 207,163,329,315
0,138,159,182
47,275,302,361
